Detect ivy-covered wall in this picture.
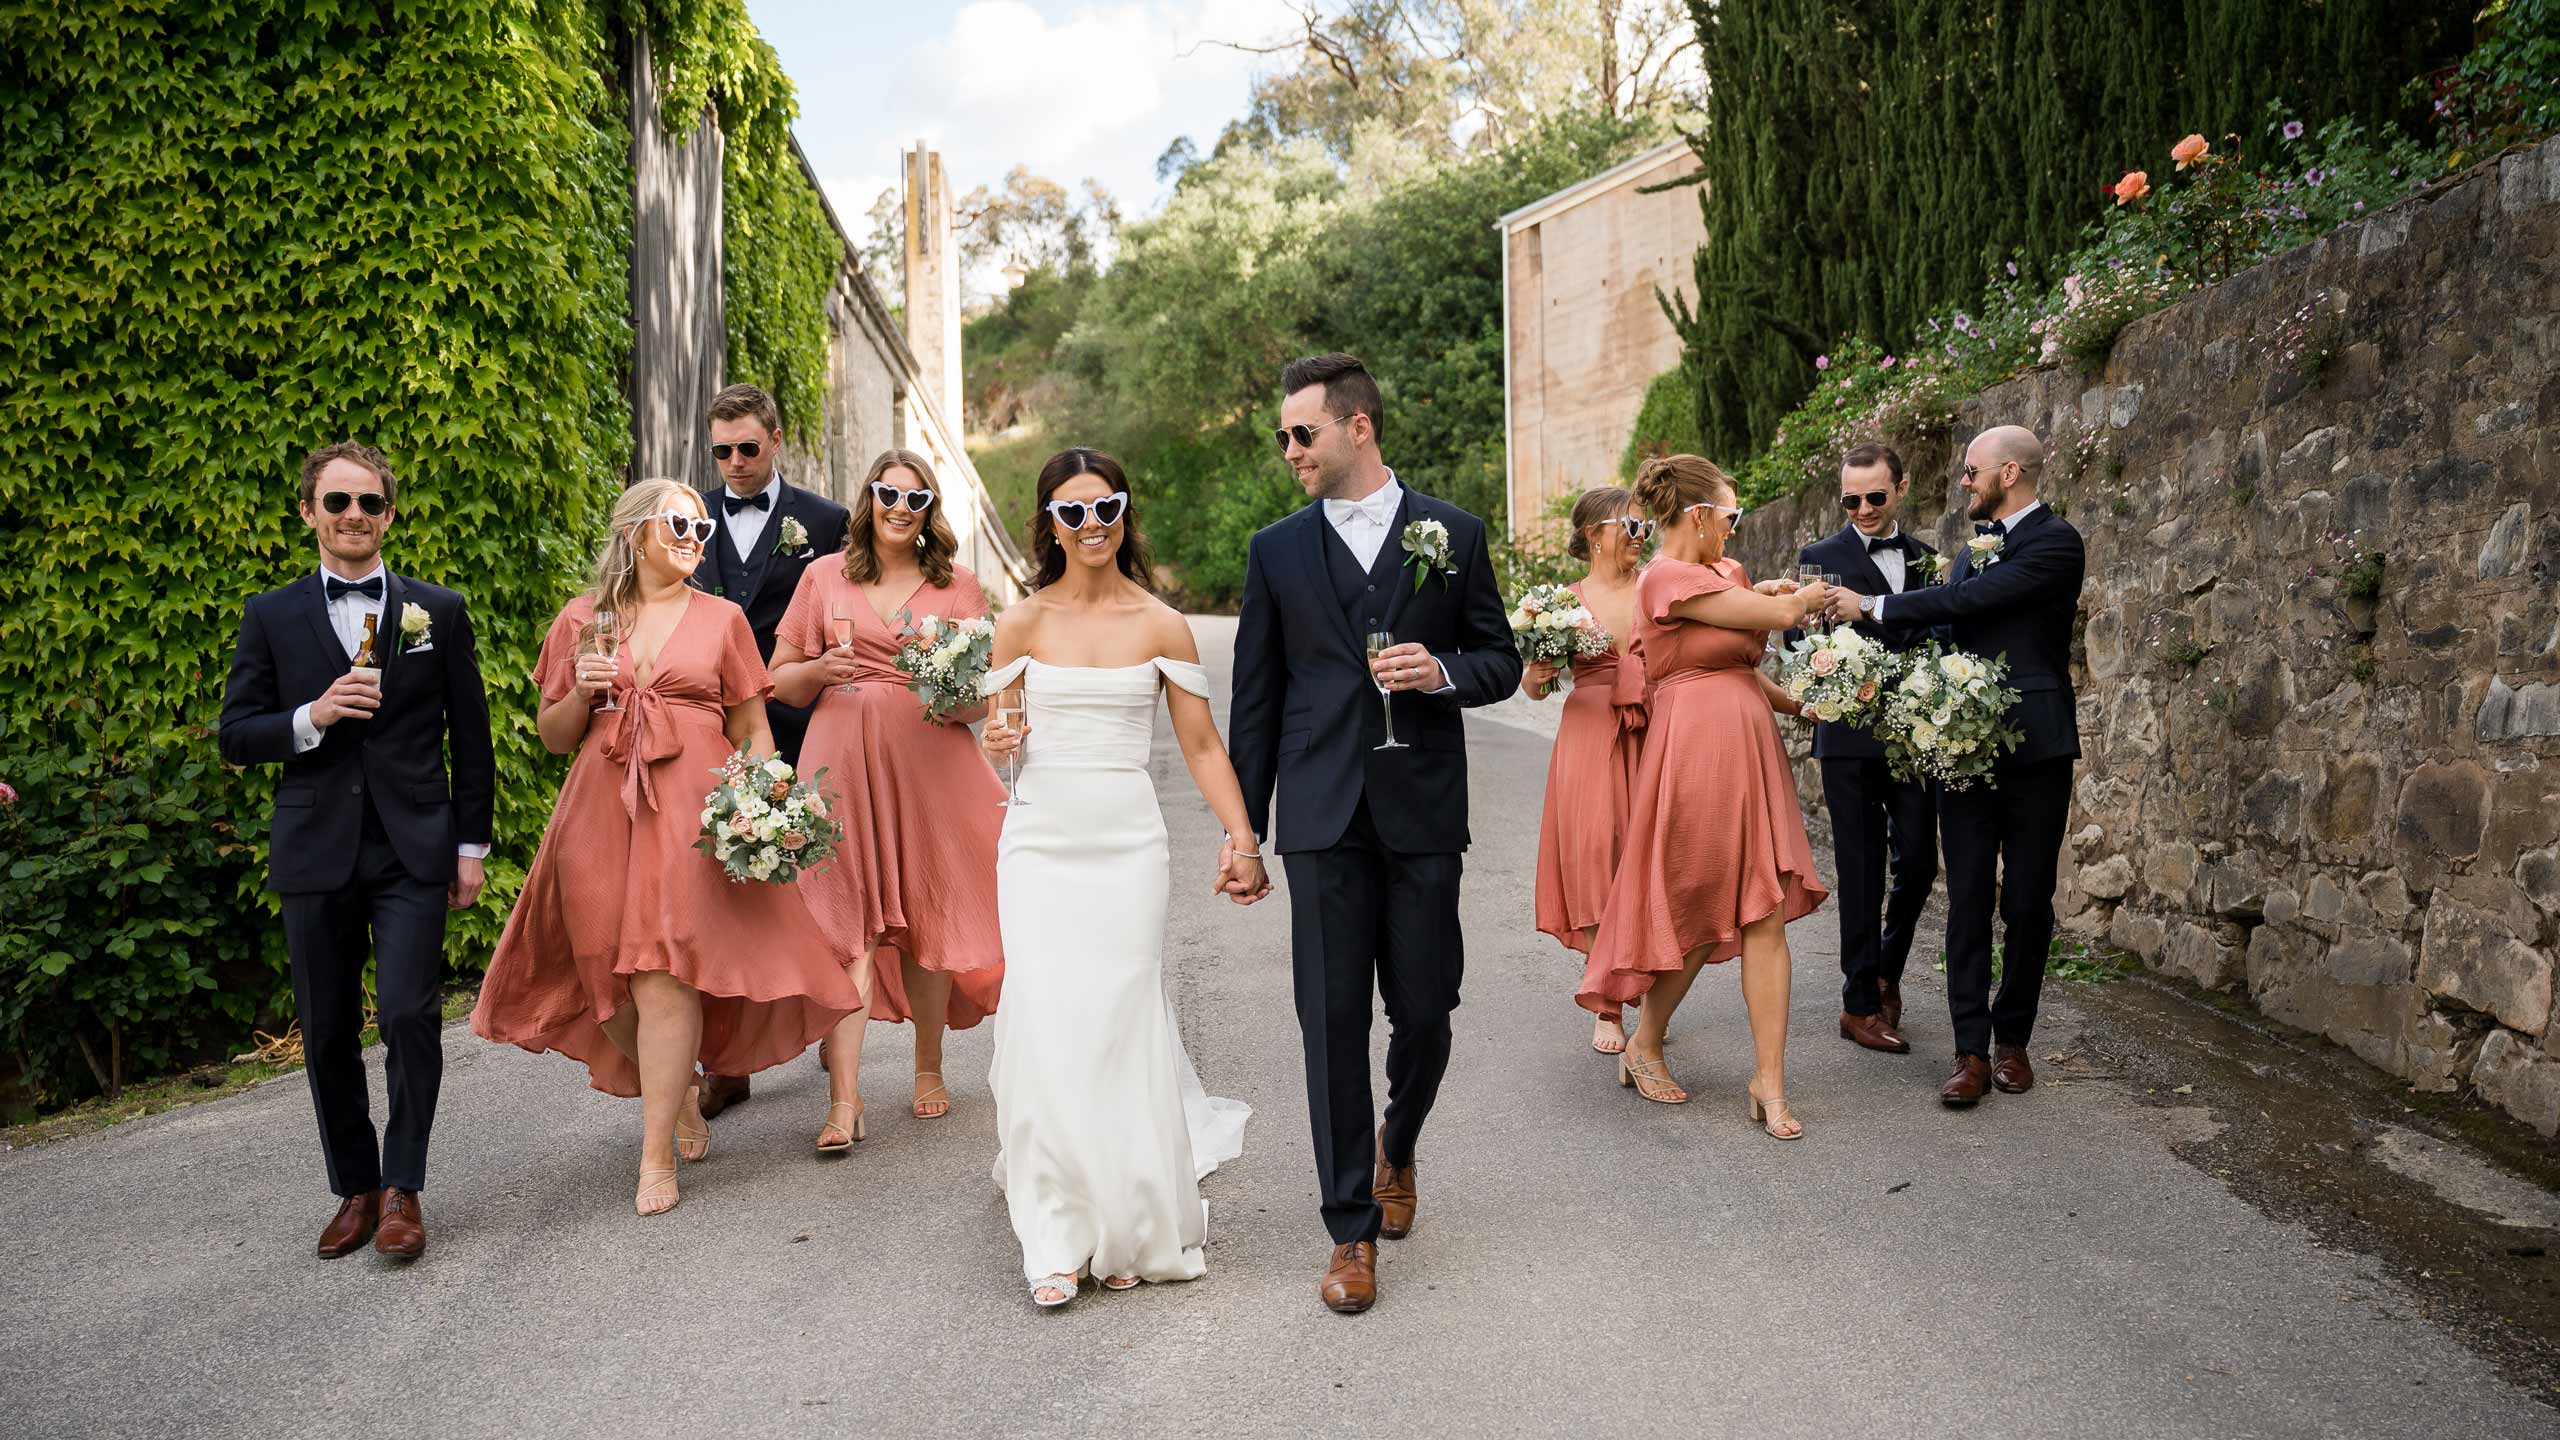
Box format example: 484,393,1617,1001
0,0,845,1108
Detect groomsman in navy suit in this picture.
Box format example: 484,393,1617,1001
219,442,495,1260
1789,442,1942,1057
691,383,848,1119
1828,426,2085,1106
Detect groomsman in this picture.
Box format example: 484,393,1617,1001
691,383,847,1120
1791,442,1941,1056
219,442,495,1259
1829,426,2085,1105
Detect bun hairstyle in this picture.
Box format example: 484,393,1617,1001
1633,454,1735,521
1565,485,1634,562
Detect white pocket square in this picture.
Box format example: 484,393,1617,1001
405,642,437,655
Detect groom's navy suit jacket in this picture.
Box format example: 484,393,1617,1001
1877,504,2085,767
218,570,496,893
1230,487,1522,855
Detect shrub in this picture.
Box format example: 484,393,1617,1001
1619,366,1705,479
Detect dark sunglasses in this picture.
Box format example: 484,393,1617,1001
1838,490,1892,512
651,512,717,544
710,441,763,461
1593,516,1656,541
1045,494,1128,530
1271,415,1352,453
870,482,936,513
1961,461,2013,482
319,491,389,517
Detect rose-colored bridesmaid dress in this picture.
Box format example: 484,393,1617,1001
774,559,1005,1025
1578,557,1827,1011
473,592,861,1095
1532,580,1646,954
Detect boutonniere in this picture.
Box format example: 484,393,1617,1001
398,602,433,651
1918,552,1950,584
1401,518,1454,593
1966,532,2005,569
776,516,811,557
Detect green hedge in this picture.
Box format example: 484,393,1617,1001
0,2,640,1105
1619,366,1705,480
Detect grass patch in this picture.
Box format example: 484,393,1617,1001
1933,938,2130,986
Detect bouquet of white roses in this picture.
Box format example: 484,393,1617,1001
891,609,997,721
694,751,843,884
1874,643,2024,791
1776,625,1895,729
1506,582,1611,674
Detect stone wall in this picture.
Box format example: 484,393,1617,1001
1732,135,2560,1136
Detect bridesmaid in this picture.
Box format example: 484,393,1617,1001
1578,455,1832,1138
1526,486,1650,1055
769,447,1005,1151
473,478,862,1216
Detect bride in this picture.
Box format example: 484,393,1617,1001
978,446,1266,1309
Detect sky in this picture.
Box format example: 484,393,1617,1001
744,0,1301,240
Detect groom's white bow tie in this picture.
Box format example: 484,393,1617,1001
1327,491,1396,528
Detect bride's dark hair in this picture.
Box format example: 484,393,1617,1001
1029,447,1155,592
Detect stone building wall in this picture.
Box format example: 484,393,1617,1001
1730,135,2560,1136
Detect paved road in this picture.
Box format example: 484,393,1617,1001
3,618,2547,1438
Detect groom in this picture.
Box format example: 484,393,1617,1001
1230,353,1522,1314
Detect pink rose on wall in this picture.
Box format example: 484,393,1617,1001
1814,355,1830,371
2171,134,2209,169
0,780,16,805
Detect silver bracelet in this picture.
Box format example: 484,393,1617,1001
1227,835,1263,860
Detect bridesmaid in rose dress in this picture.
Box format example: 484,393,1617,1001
769,447,1005,1151
1526,486,1650,1056
1578,455,1833,1138
473,478,862,1217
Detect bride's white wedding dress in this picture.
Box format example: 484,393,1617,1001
982,656,1250,1285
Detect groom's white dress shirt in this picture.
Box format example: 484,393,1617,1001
1324,470,1451,693
289,560,488,861
1874,501,2040,623
724,478,777,563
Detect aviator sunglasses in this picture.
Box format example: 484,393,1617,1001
710,441,763,461
319,490,389,517
871,482,937,513
1838,489,1893,512
1045,494,1129,530
1271,414,1353,453
649,512,717,544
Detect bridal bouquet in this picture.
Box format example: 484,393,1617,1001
1507,583,1611,675
1874,643,2024,791
1776,625,1894,728
892,609,996,721
695,752,843,884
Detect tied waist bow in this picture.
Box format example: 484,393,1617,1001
1604,648,1647,743
600,687,725,818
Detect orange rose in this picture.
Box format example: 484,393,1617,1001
2171,134,2208,170
2113,170,2151,205
780,830,808,851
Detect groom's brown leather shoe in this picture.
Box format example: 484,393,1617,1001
1839,1011,1911,1054
1940,1054,1991,1107
374,1188,426,1259
1991,1045,2036,1094
1879,979,1905,1034
1321,1242,1377,1314
316,1192,379,1259
1374,1129,1417,1239
699,1071,750,1119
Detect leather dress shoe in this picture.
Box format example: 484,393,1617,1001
1838,1011,1911,1054
1992,1045,2036,1094
1321,1241,1378,1314
1879,980,1905,1033
317,1192,380,1259
698,1071,751,1120
374,1188,426,1259
1374,1129,1417,1239
1940,1054,1991,1107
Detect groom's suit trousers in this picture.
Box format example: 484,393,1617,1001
1939,756,2073,1058
1284,798,1463,1247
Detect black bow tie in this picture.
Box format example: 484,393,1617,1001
1975,521,2003,536
325,576,383,603
723,490,770,514
1867,534,1903,554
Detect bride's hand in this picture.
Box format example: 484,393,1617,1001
982,712,1027,762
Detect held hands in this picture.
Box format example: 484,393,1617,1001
1214,833,1273,906
309,669,382,728
448,855,486,910
1522,659,1560,699
1370,642,1444,694
981,710,1028,763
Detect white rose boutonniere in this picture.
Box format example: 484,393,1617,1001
1917,551,1950,584
1401,518,1454,593
1966,532,2005,569
777,516,812,557
398,602,432,650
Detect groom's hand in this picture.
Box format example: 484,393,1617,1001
1369,642,1446,693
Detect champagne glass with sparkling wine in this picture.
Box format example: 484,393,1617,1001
993,684,1029,807
828,602,859,697
1367,630,1408,752
584,610,620,714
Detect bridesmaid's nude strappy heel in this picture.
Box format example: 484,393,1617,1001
913,1072,951,1120
1590,1011,1628,1055
1618,1050,1691,1104
816,1100,865,1154
1748,1088,1805,1141
675,1085,711,1163
636,1166,680,1217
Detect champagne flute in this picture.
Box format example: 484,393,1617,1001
827,604,859,697
1795,564,1825,631
585,610,620,714
1367,630,1408,751
1822,571,1846,631
993,684,1029,808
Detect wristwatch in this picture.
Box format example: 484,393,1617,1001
1859,593,1881,620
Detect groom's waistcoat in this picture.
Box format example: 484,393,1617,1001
1323,519,1402,632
